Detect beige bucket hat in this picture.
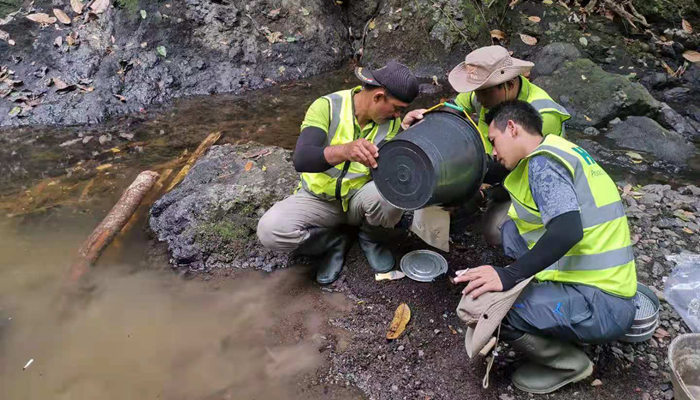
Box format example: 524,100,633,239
448,46,534,93
457,275,533,358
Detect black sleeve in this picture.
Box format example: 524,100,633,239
494,210,584,291
293,126,333,173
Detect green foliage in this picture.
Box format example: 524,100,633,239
114,0,139,14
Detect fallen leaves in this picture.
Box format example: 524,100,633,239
90,0,110,14
682,19,693,34
683,227,695,234
53,9,71,25
54,36,63,46
386,303,411,340
244,161,253,171
156,46,167,57
71,0,84,14
8,106,21,117
140,10,147,19
113,94,126,102
626,151,643,163
654,327,670,339
265,30,282,43
528,16,541,23
508,0,521,9
519,33,537,45
368,19,376,30
26,13,57,24
242,148,272,160
683,50,700,63
661,60,676,76
490,29,506,41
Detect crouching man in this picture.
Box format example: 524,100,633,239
257,62,419,284
455,100,637,394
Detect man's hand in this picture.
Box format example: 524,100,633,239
452,265,504,299
343,138,379,168
401,109,427,130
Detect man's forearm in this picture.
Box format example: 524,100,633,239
323,144,348,166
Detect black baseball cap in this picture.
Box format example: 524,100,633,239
354,61,419,104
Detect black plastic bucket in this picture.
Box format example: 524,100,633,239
372,110,486,210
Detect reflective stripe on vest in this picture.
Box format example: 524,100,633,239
504,135,637,297
300,89,394,211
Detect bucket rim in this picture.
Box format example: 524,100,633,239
668,333,700,399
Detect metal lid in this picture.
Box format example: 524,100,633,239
400,250,448,282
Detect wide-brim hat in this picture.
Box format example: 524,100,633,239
448,46,534,93
457,276,533,357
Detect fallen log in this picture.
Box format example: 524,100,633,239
165,131,222,192
66,170,159,283
118,168,173,237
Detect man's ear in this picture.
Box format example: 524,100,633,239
507,120,517,137
372,89,386,103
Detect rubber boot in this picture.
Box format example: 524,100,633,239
508,333,594,394
296,227,352,285
357,227,395,273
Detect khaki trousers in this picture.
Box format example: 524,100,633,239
256,181,403,252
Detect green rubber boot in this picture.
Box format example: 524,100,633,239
296,227,352,285
357,228,395,273
508,333,594,394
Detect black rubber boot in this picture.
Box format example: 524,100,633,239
357,228,396,273
508,333,594,394
296,227,352,285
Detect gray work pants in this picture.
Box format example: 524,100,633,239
484,201,636,343
256,181,403,252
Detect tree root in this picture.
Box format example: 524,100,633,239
582,0,649,31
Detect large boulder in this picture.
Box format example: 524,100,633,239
149,143,298,273
529,43,581,80
533,58,661,128
0,0,350,127
606,116,696,165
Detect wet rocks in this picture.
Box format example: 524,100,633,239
530,42,581,80
533,57,660,128
149,143,298,273
606,116,696,165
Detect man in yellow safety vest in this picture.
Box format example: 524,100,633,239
454,100,637,394
257,62,419,284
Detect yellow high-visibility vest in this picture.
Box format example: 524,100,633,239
504,135,637,298
300,88,398,211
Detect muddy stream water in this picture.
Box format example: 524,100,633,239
1,67,698,400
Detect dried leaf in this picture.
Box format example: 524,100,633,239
262,165,267,172
54,36,63,46
26,13,57,24
71,0,84,14
140,9,147,19
490,29,506,40
528,16,541,23
368,19,376,30
244,161,253,171
584,115,592,122
96,163,112,171
268,8,280,18
52,77,69,90
683,50,700,63
266,31,282,43
683,227,695,234
140,41,147,48
156,45,167,57
508,0,520,9
626,151,643,161
90,0,110,14
53,9,71,24
8,106,21,117
301,7,310,16
113,94,126,102
66,34,75,46
654,328,670,338
386,303,411,340
77,84,94,92
543,0,553,4
519,33,537,46
682,19,693,34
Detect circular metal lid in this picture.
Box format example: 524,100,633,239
400,250,448,282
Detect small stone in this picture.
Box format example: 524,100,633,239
500,394,515,400
82,135,93,144
434,329,441,335
579,37,588,46
612,347,624,356
649,354,658,363
418,350,425,357
583,127,600,137
591,379,603,387
397,345,405,351
642,393,652,400
610,117,622,125
391,385,399,392
650,362,659,370
99,134,112,145
664,390,674,400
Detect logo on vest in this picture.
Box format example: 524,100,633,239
572,147,596,166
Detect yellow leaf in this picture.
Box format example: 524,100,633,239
244,161,253,171
108,147,121,153
519,33,537,46
543,0,553,4
508,0,521,9
96,163,112,170
490,29,506,40
682,19,693,34
386,303,411,340
368,19,376,30
584,115,592,122
683,50,700,63
528,16,541,23
626,151,643,161
683,227,694,234
661,60,676,76
71,0,84,14
26,13,57,24
262,165,267,171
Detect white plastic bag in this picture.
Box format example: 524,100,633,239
665,252,700,333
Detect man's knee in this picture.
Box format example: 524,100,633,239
482,200,511,246
256,210,281,250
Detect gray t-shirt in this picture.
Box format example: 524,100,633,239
528,155,580,225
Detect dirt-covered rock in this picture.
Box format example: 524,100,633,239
149,143,297,273
534,58,661,128
0,0,350,127
607,116,696,165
